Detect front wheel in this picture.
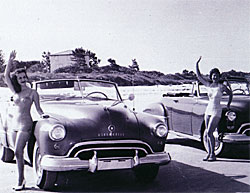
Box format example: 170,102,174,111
202,128,227,156
33,142,58,190
133,164,159,183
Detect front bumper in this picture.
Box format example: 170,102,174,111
41,151,171,172
222,133,250,144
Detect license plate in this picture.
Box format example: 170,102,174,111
97,158,132,170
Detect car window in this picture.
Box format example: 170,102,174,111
230,81,250,95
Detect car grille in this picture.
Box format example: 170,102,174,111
67,140,153,160
244,130,250,136
238,123,250,136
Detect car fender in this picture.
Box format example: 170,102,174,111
0,114,8,147
142,102,170,129
143,102,169,117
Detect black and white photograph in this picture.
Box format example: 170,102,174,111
0,0,249,192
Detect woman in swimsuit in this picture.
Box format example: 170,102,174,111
4,50,47,191
196,56,232,161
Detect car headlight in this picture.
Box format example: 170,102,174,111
49,124,66,141
226,111,237,122
155,123,168,138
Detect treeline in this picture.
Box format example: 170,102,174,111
0,49,249,86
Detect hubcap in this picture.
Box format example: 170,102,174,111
203,128,222,154
213,129,221,151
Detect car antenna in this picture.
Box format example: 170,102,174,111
130,58,139,111
131,70,137,111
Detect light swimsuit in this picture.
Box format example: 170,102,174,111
7,89,33,132
205,85,223,118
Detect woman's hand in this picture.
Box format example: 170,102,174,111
195,55,209,86
197,56,202,64
9,50,16,61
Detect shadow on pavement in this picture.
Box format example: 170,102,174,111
166,138,250,160
166,138,204,150
44,161,250,192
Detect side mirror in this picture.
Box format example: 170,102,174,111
128,94,135,101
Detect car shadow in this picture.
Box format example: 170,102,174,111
166,138,250,160
30,161,250,192
166,138,204,150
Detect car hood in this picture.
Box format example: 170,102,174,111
39,100,139,140
222,95,250,112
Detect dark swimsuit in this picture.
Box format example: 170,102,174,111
7,89,33,132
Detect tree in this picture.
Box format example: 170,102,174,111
71,47,100,68
108,58,119,67
182,69,189,75
0,50,5,72
42,51,51,72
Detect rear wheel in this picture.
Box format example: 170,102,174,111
133,164,159,183
0,145,14,162
202,128,227,156
33,142,58,190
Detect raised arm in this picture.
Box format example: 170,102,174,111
4,51,16,93
196,56,210,86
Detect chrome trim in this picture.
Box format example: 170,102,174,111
88,151,97,173
66,140,154,157
242,128,250,135
222,133,250,143
74,147,148,157
40,151,171,172
237,123,250,134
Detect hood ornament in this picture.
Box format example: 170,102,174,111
97,125,124,137
108,125,115,133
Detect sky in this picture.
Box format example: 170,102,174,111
0,0,249,74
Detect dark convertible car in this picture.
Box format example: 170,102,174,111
157,77,250,156
0,79,170,190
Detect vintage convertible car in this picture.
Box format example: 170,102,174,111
150,76,250,156
0,79,171,190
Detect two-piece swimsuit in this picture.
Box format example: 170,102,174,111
7,89,33,132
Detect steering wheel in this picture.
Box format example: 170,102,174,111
232,88,246,95
85,91,108,99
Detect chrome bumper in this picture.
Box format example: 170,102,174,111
41,151,171,172
222,133,250,144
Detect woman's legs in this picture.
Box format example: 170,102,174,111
206,115,220,158
14,131,30,185
203,115,211,158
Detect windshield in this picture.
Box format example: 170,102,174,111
35,79,122,101
197,80,250,96
229,81,250,95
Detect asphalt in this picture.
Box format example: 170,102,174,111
0,133,249,192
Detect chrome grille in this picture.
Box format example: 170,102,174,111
67,140,153,159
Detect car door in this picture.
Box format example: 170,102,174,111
192,96,208,136
171,97,196,135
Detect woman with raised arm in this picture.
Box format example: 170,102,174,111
4,51,48,191
196,56,232,161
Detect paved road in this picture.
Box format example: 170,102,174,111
0,133,249,192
